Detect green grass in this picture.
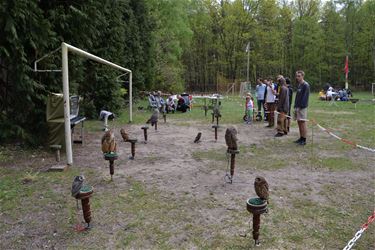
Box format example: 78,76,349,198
85,92,374,148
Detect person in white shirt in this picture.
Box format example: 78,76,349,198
264,79,276,127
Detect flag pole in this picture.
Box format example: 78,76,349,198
345,55,349,89
246,42,250,84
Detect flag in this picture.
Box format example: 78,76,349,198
344,55,349,80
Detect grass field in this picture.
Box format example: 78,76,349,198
0,92,374,249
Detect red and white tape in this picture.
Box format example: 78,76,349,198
269,111,374,153
311,120,375,153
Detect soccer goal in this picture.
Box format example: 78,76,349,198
62,43,132,165
35,42,133,165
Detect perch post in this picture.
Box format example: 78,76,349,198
141,126,149,143
246,197,268,246
227,149,239,183
104,153,118,181
76,185,94,229
127,139,138,160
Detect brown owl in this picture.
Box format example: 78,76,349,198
194,132,202,143
101,130,117,154
225,126,238,151
254,176,269,203
213,106,221,118
120,128,129,142
146,109,159,126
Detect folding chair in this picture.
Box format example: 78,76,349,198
70,96,86,144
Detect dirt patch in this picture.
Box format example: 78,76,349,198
1,119,374,248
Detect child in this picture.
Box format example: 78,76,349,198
245,94,254,124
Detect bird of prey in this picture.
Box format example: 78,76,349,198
101,130,117,153
213,106,221,118
194,132,202,143
146,109,159,126
120,128,129,142
254,176,269,203
71,175,85,198
225,126,238,151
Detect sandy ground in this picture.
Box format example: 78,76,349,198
1,118,374,249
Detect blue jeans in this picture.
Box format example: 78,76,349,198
257,99,265,116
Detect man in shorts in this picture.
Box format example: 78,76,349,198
294,70,310,145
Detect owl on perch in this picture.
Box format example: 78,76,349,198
146,109,159,126
225,126,238,151
71,175,85,198
213,106,221,118
254,176,269,203
101,130,117,154
120,128,129,142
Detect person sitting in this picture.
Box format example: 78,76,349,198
319,90,326,100
148,93,158,109
339,88,349,101
326,87,338,101
176,95,188,112
166,96,176,113
155,91,165,112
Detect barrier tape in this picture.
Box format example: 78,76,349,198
310,119,375,153
262,111,375,153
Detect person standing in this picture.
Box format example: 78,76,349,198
255,78,266,119
285,77,293,132
275,77,289,137
294,70,310,145
245,94,254,124
264,79,276,127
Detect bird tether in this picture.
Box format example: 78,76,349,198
224,152,232,183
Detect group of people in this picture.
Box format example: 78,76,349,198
319,85,352,101
250,70,310,145
148,91,191,113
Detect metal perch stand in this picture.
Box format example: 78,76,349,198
212,125,219,141
141,126,149,143
246,197,268,246
76,186,94,229
104,153,118,180
127,139,138,160
225,149,239,183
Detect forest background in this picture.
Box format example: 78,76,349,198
0,0,374,144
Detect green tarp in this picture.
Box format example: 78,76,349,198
46,93,65,148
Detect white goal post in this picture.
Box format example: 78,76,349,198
61,42,132,165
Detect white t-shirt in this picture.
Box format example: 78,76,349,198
266,84,276,103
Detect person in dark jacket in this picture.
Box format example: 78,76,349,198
293,70,310,145
275,77,289,137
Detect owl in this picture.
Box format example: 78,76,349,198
71,175,85,198
213,106,221,118
254,176,269,203
194,132,202,143
120,128,129,142
101,130,117,153
146,109,159,126
225,126,238,151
